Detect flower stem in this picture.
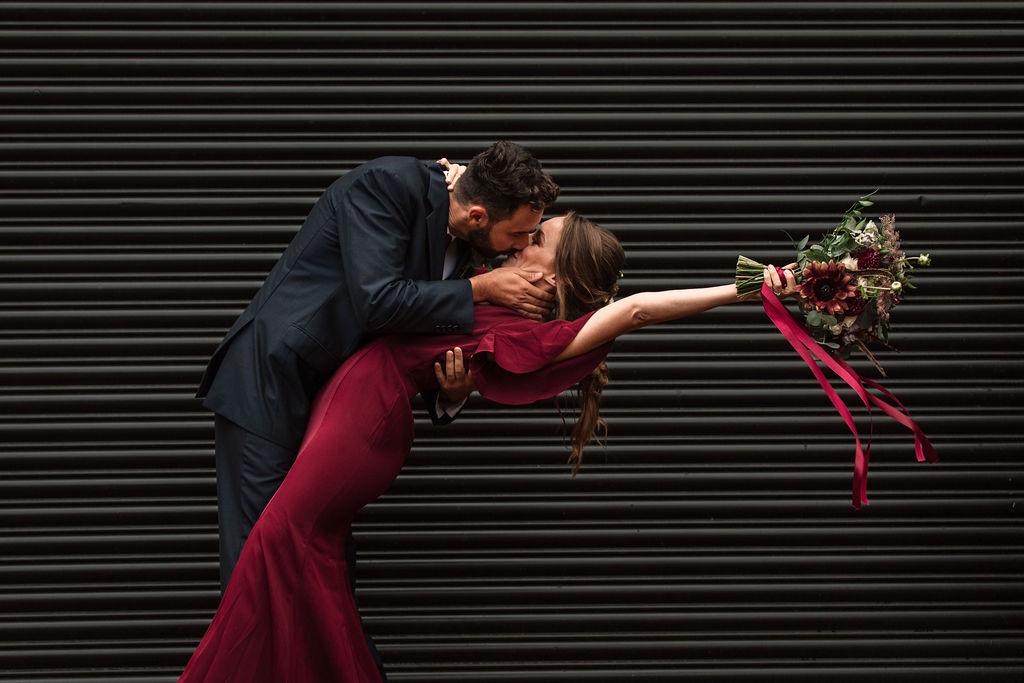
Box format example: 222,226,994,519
735,255,768,298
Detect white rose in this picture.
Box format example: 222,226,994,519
841,255,859,271
856,232,876,247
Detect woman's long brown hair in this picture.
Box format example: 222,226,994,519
552,211,626,475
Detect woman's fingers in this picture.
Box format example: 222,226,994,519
436,158,466,189
765,264,800,297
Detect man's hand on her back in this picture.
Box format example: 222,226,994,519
469,268,555,321
435,346,475,403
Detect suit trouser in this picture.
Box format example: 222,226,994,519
213,414,386,679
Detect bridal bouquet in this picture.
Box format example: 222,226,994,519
736,193,931,375
734,194,936,507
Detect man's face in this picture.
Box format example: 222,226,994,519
501,215,564,277
465,204,543,258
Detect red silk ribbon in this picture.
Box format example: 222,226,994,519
760,283,937,508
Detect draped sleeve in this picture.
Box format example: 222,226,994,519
468,311,612,405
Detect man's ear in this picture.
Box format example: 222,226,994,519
543,274,557,289
467,205,489,226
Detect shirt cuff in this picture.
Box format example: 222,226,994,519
435,395,468,418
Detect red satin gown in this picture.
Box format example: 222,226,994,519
178,305,611,682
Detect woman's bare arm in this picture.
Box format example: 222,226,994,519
553,266,797,362
552,284,743,362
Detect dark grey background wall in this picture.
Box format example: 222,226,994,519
1,2,1021,681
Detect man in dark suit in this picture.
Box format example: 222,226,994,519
198,141,560,590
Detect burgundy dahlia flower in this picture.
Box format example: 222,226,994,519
844,294,867,316
799,260,857,315
857,249,882,270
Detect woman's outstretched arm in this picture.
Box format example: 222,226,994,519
553,266,797,362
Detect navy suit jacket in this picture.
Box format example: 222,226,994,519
197,157,475,450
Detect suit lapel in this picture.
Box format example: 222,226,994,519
424,164,450,280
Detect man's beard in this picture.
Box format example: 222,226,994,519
464,223,507,258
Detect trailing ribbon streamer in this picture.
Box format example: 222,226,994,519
760,283,937,507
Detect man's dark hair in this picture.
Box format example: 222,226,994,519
453,141,560,222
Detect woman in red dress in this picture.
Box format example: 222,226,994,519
178,212,796,682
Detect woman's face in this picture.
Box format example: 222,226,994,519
500,215,564,277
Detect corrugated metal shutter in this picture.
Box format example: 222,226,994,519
1,2,1021,681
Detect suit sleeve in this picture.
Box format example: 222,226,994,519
336,163,474,335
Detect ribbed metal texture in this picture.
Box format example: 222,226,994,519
1,2,1021,681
